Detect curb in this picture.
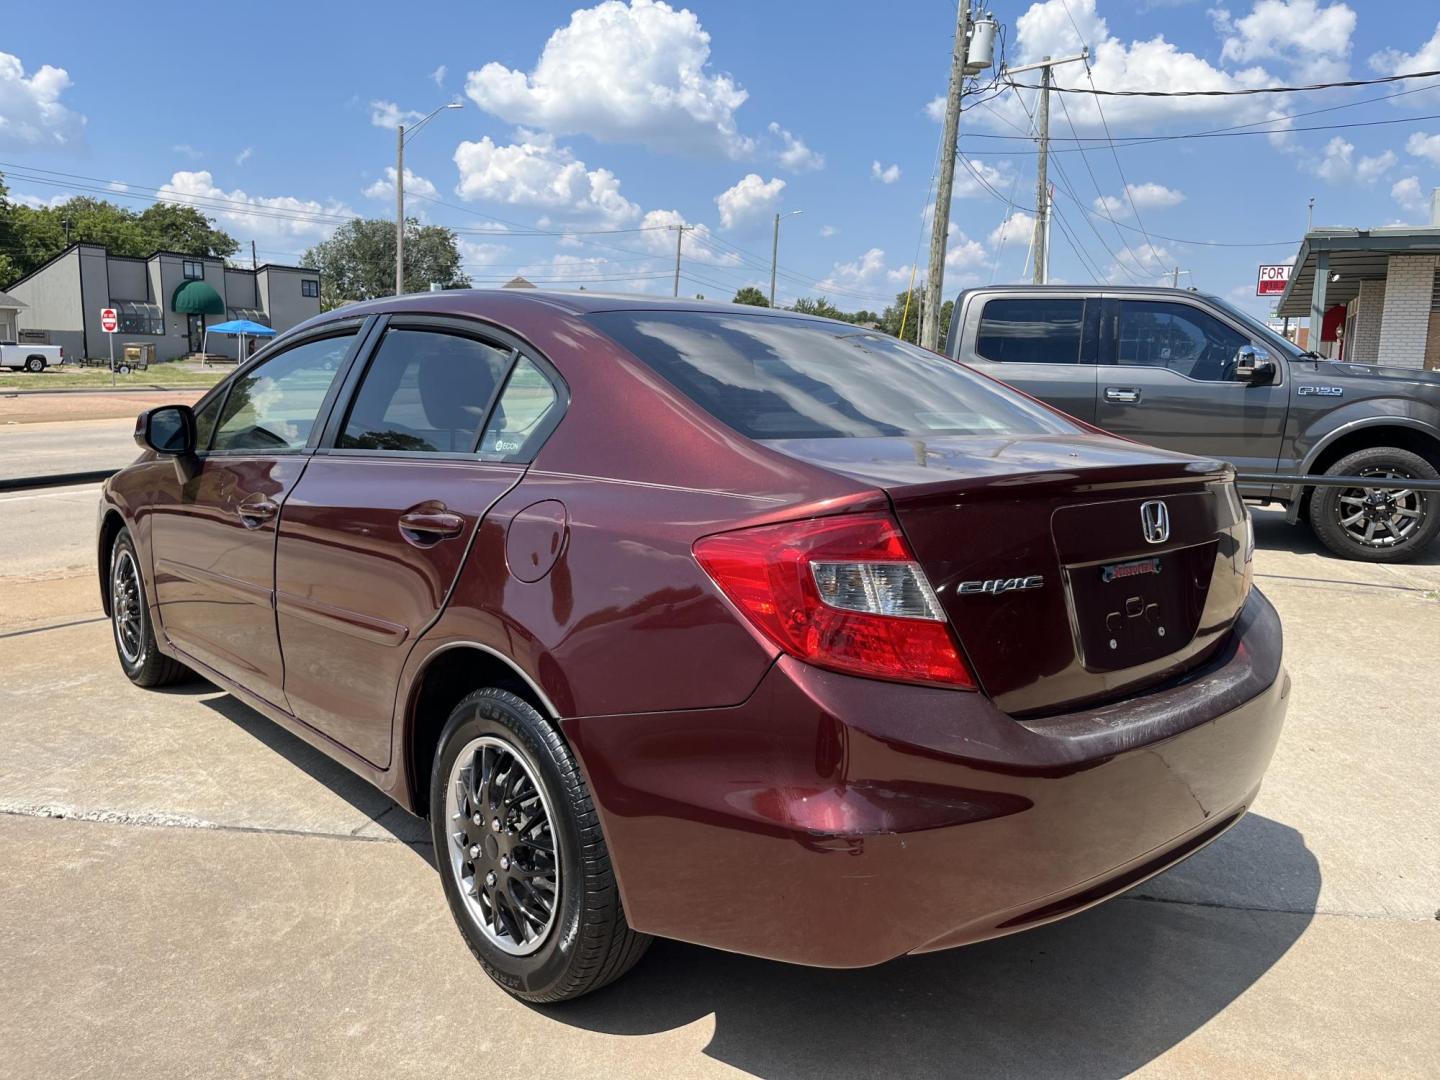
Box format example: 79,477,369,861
0,469,118,493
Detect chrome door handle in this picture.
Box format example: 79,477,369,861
398,508,465,544
236,496,278,527
1104,386,1142,404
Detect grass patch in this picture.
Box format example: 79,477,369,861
0,365,225,391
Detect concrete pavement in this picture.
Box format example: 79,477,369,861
0,497,1436,1078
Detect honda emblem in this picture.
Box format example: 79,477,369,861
1140,500,1170,545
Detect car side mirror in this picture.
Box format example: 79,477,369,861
1235,345,1276,386
135,404,196,455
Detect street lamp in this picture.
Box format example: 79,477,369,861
396,101,463,295
770,209,803,307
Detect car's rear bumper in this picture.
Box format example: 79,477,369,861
562,588,1288,968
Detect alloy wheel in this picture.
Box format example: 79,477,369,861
112,548,145,664
1334,467,1427,549
444,735,560,956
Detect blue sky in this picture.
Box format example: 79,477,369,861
4,0,1440,316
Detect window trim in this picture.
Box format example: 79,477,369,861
199,317,376,457
182,259,205,281
1099,297,1286,389
313,313,569,465
301,279,320,298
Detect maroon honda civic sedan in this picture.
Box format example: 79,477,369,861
99,290,1288,1001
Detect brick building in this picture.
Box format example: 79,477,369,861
1276,189,1440,370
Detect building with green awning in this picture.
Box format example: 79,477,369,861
5,244,323,362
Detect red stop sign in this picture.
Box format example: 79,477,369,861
100,307,118,333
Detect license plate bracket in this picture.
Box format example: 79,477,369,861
1067,543,1215,672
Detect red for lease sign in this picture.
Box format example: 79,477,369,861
100,308,118,333
1256,264,1291,296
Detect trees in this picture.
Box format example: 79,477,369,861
732,285,769,307
879,290,953,348
0,176,239,284
302,218,470,309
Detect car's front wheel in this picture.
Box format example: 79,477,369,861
429,688,650,1002
109,528,190,686
1308,446,1440,562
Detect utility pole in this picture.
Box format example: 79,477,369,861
671,224,694,297
395,124,406,296
1172,266,1180,288
251,240,258,271
1307,196,1315,232
921,2,971,351
1033,60,1051,285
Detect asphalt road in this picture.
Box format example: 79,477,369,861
0,418,139,481
1,494,1437,1078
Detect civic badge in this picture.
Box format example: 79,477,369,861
1140,500,1170,545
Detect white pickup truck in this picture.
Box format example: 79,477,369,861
0,341,65,372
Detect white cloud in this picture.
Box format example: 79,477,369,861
1391,176,1428,216
951,156,1013,199
634,208,738,265
989,211,1036,250
235,146,252,166
465,0,754,157
1370,21,1440,76
0,51,83,149
714,173,785,230
370,100,425,129
172,143,204,160
452,133,641,223
967,0,1282,134
819,224,838,237
1212,1,1355,82
1093,181,1185,217
1406,132,1440,166
158,170,354,242
925,96,946,123
12,191,72,209
871,161,901,184
458,239,508,266
431,64,448,88
767,122,823,171
363,166,438,200
1106,240,1174,284
106,180,129,193
1310,136,1396,184
816,247,889,296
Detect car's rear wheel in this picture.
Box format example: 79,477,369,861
1308,447,1440,562
429,688,650,1002
24,357,45,373
110,528,189,686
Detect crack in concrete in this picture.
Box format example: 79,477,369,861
0,804,431,847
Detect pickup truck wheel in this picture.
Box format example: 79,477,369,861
24,357,45,373
430,688,651,1002
1308,447,1440,562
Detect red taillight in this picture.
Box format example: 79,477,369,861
694,512,976,690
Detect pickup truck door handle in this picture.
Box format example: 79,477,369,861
235,495,279,527
398,508,466,544
1104,386,1142,405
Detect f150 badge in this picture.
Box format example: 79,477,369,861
958,575,1044,596
1298,385,1343,396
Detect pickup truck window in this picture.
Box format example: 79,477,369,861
1114,300,1248,382
975,298,1084,364
592,310,1076,440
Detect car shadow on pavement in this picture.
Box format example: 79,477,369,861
548,813,1319,1080
196,693,434,861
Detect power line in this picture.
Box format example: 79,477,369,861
1003,67,1440,96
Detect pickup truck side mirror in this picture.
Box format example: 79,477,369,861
1234,345,1277,386
134,404,196,455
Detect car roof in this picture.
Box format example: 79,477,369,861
329,288,840,320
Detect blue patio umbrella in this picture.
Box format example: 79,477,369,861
202,318,277,362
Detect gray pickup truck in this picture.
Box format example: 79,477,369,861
946,285,1440,562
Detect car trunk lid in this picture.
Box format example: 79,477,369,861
763,433,1251,714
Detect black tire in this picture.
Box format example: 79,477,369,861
429,688,650,1002
24,357,45,373
109,528,189,687
1308,446,1440,563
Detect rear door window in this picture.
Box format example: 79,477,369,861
975,298,1085,364
479,356,564,460
337,328,512,453
589,310,1076,440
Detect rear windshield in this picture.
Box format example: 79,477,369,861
589,311,1078,440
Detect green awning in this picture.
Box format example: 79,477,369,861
171,279,224,315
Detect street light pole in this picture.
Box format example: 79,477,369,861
395,102,463,296
769,210,802,306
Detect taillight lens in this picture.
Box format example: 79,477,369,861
693,512,975,690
